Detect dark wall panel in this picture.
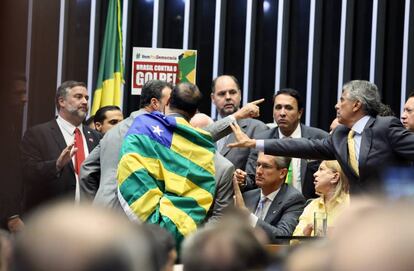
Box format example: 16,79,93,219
381,0,405,114
251,0,278,124
193,0,216,115
350,0,373,80
223,0,247,87
285,0,310,121
162,0,185,48
126,0,154,115
311,0,342,130
63,0,91,83
28,0,61,127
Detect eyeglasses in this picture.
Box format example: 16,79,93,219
256,162,276,170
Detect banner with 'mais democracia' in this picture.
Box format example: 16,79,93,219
131,47,197,95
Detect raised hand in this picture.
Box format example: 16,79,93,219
227,122,256,148
234,168,247,187
56,142,77,171
232,173,247,210
233,98,265,120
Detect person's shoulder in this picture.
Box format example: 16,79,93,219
256,127,278,139
25,119,57,134
283,184,305,201
300,124,328,138
215,152,234,168
242,188,260,198
83,125,102,139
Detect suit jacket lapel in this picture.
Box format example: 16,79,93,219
82,126,98,152
220,119,248,156
359,117,375,171
50,119,75,172
264,184,286,223
245,190,261,212
50,120,68,151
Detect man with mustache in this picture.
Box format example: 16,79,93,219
21,81,101,213
211,75,268,170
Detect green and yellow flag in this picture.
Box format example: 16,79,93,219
91,0,123,115
117,111,216,247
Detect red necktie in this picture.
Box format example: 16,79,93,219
74,128,85,175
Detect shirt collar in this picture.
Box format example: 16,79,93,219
260,188,280,202
278,123,302,139
351,115,371,135
56,115,82,135
317,192,350,208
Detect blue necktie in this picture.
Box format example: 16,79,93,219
255,196,268,220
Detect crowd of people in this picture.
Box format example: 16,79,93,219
2,76,414,270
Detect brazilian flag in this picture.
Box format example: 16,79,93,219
91,0,123,115
117,112,215,247
178,51,196,83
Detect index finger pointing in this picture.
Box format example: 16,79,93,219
250,98,265,105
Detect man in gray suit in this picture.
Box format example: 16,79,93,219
233,153,305,243
211,75,268,170
229,80,414,194
190,113,234,223
80,81,264,208
235,89,328,199
79,80,173,207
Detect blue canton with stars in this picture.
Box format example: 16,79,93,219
125,111,175,148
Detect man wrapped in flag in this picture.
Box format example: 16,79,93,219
117,83,215,246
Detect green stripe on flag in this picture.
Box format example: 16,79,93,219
91,0,123,115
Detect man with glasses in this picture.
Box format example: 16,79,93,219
233,152,305,243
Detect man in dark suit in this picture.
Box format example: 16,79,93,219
233,153,305,243
211,75,268,170
229,80,414,194
21,80,101,213
235,89,328,199
401,92,414,132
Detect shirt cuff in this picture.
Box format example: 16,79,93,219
228,115,236,123
256,140,265,151
249,213,259,227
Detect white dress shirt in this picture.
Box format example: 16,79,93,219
56,115,89,202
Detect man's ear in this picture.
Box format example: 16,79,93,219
353,100,362,112
58,97,65,109
94,122,102,132
298,108,304,120
280,168,288,180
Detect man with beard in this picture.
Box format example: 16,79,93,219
21,81,101,213
211,75,268,170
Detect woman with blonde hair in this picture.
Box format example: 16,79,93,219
293,160,350,237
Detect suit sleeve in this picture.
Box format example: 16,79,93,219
264,137,336,161
79,144,101,202
388,117,414,160
205,162,235,224
256,193,305,243
204,116,234,142
243,149,259,191
21,127,60,183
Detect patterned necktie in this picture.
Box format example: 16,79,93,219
347,129,359,176
74,128,85,175
255,196,268,220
